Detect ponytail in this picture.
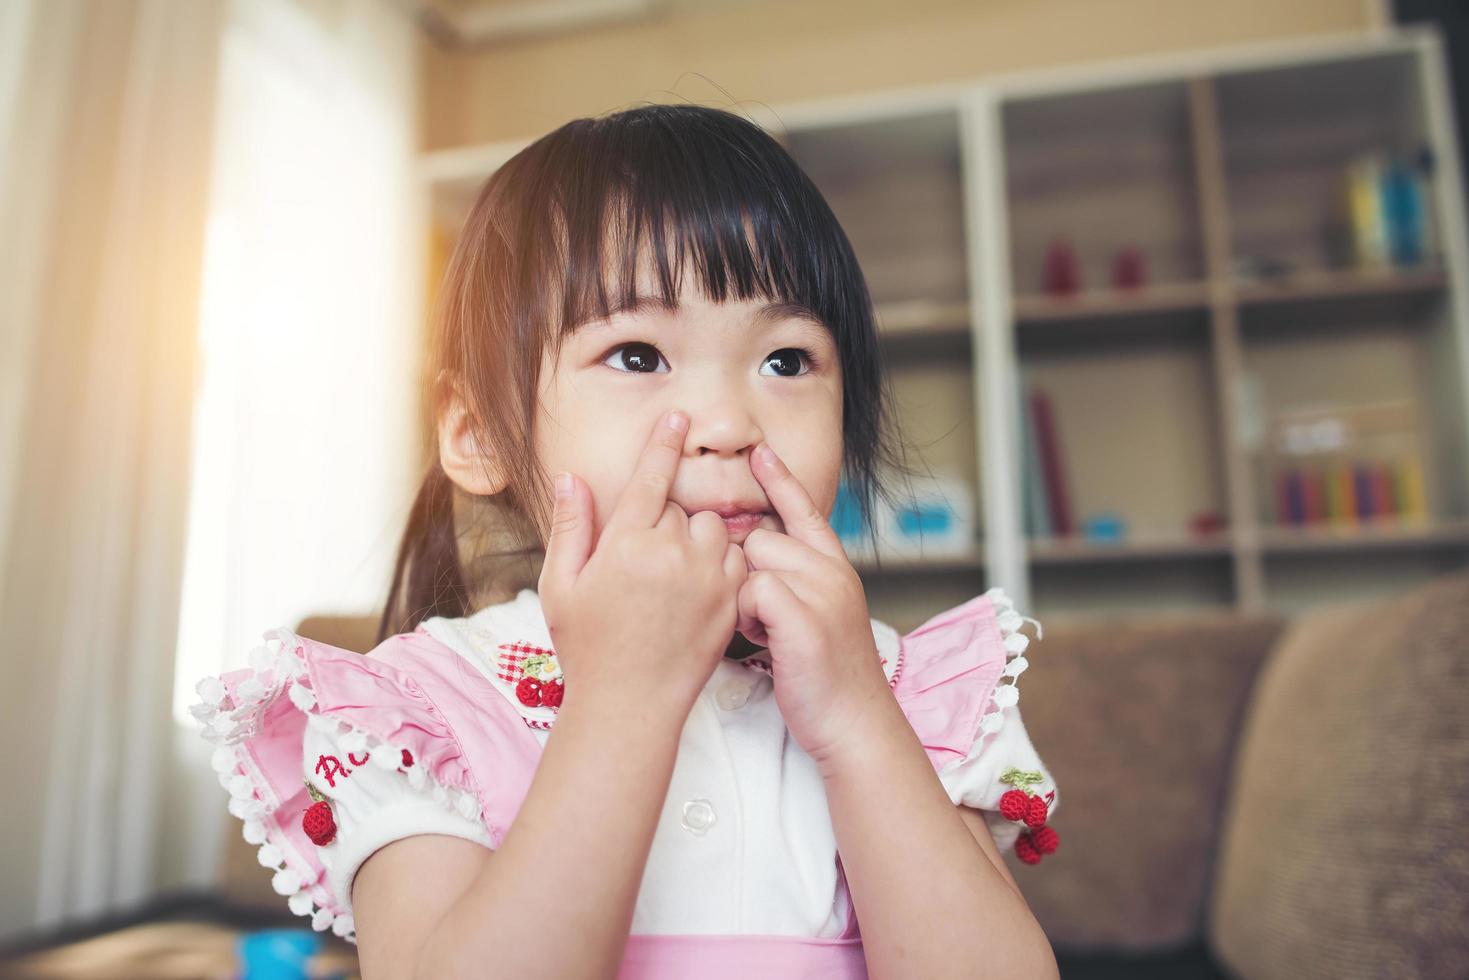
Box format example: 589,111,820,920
377,461,470,643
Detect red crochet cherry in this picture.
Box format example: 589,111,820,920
1031,825,1060,855
516,676,544,707
999,789,1031,822
302,800,336,846
1024,794,1050,829
541,679,564,709
1014,831,1042,865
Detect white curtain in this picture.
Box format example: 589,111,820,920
0,0,226,937
0,0,422,940
169,0,423,904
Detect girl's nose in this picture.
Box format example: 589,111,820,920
684,402,763,458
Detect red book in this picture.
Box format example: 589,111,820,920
1029,389,1072,536
1302,466,1326,523
1371,461,1396,517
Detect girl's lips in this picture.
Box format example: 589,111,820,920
720,511,768,534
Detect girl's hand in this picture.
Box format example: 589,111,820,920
736,441,892,769
538,409,749,717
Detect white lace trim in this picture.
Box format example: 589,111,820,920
190,628,488,945
938,586,1043,777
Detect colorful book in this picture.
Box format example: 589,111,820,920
1302,466,1326,524
1280,470,1305,524
1329,461,1359,526
1347,155,1391,269
1395,455,1427,519
1354,463,1375,519
1370,462,1396,518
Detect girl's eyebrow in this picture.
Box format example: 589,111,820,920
569,296,832,338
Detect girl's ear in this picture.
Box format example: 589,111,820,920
437,383,506,495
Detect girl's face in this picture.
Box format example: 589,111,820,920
534,271,845,548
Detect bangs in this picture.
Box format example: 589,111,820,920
503,105,872,361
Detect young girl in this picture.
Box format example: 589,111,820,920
191,103,1062,978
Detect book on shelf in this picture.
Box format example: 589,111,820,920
1019,380,1071,538
1336,149,1437,271
1265,398,1429,527
1275,457,1427,525
1030,386,1072,537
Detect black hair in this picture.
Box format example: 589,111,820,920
380,103,915,641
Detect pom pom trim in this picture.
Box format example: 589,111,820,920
970,586,1040,746
189,628,491,946
933,587,1049,851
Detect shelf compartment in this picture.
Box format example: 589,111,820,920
786,111,968,310
1004,79,1206,296
1020,338,1227,544
1216,51,1436,274
1239,290,1469,528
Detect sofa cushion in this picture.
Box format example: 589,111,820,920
1207,569,1469,979
1008,608,1285,950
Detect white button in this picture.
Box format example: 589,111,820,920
681,798,717,835
715,678,752,711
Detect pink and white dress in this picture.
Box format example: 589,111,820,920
190,587,1059,978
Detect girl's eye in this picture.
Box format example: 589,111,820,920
600,343,817,376
760,347,815,378
601,342,668,374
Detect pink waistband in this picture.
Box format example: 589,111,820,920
618,934,867,979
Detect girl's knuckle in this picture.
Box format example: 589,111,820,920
639,470,670,495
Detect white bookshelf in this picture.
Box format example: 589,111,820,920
421,27,1469,630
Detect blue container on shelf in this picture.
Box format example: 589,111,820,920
1383,157,1427,266
896,501,954,536
1081,512,1126,542
884,473,973,560
829,478,866,543
830,472,975,563
237,929,321,980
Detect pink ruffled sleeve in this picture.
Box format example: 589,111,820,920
889,587,1060,856
188,627,538,943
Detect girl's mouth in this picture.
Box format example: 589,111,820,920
720,511,768,534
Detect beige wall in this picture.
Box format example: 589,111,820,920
421,0,1381,150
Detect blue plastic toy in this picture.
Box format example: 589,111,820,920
237,929,322,980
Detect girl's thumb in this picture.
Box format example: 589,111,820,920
543,471,592,583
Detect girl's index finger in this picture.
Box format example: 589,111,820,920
751,441,845,560
609,410,690,529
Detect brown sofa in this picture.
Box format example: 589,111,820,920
220,570,1469,978
1020,567,1469,979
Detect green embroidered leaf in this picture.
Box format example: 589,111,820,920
999,767,1044,789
